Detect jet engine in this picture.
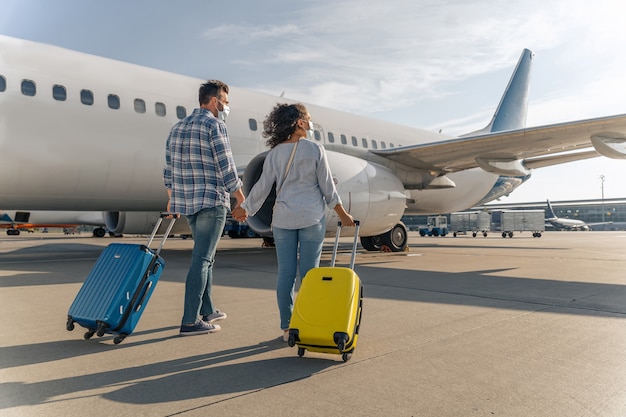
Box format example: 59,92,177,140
242,149,409,251
104,211,189,236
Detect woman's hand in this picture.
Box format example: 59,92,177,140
231,206,248,222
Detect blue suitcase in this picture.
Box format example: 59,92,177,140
66,214,176,344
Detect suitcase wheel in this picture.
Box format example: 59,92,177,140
66,319,75,332
96,322,107,337
297,347,305,357
113,335,126,345
287,329,299,347
342,352,352,362
84,330,95,340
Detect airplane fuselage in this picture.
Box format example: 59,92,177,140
0,35,512,240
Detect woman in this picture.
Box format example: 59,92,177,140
233,103,355,341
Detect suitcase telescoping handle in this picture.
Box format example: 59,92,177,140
331,220,360,269
145,212,178,256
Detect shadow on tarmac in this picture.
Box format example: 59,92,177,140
0,338,334,410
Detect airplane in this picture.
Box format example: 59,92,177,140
545,200,591,231
1,35,625,251
0,210,107,236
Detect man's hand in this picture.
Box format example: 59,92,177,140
231,206,248,222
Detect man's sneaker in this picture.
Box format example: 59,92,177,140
202,310,227,323
179,320,221,336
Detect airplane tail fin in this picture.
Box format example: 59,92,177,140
463,49,534,136
546,199,557,218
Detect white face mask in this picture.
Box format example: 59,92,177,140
306,120,314,137
218,104,230,121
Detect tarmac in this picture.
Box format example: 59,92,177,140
1,230,625,417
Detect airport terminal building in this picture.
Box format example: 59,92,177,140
402,198,626,231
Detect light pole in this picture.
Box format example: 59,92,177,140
600,175,605,223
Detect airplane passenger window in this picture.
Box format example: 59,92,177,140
361,138,368,148
327,132,335,143
380,141,387,149
134,98,146,114
155,102,166,117
53,85,66,101
389,143,395,148
314,130,321,141
340,134,347,145
0,75,6,92
371,140,378,149
351,136,358,146
176,106,187,119
21,80,36,96
248,118,257,131
80,89,94,105
108,94,120,109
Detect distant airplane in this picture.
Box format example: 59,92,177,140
1,35,625,251
545,200,590,231
0,210,106,236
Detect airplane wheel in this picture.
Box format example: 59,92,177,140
472,232,477,237
360,235,382,251
380,223,408,252
93,227,106,238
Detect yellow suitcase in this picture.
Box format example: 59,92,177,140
287,221,362,362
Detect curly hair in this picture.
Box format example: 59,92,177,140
263,103,308,148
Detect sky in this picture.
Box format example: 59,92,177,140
2,0,625,204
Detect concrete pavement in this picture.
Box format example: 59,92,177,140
1,231,625,416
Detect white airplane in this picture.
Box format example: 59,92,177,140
545,200,591,231
1,35,625,251
0,210,106,236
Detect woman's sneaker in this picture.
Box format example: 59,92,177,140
179,320,221,336
202,310,227,323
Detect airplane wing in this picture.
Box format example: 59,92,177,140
371,114,626,175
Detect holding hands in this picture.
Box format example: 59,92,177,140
231,205,248,222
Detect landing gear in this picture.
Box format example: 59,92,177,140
360,235,382,251
93,227,106,238
360,222,408,252
6,228,20,236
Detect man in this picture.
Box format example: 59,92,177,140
164,80,245,336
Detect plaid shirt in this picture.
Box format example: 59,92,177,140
163,108,242,215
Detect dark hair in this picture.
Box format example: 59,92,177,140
263,103,308,148
199,80,229,105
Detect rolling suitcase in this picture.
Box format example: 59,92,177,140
66,213,177,344
287,221,363,362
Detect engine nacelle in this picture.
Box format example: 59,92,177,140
242,149,407,237
104,211,189,235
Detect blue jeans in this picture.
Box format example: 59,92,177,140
272,219,326,330
182,206,227,325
